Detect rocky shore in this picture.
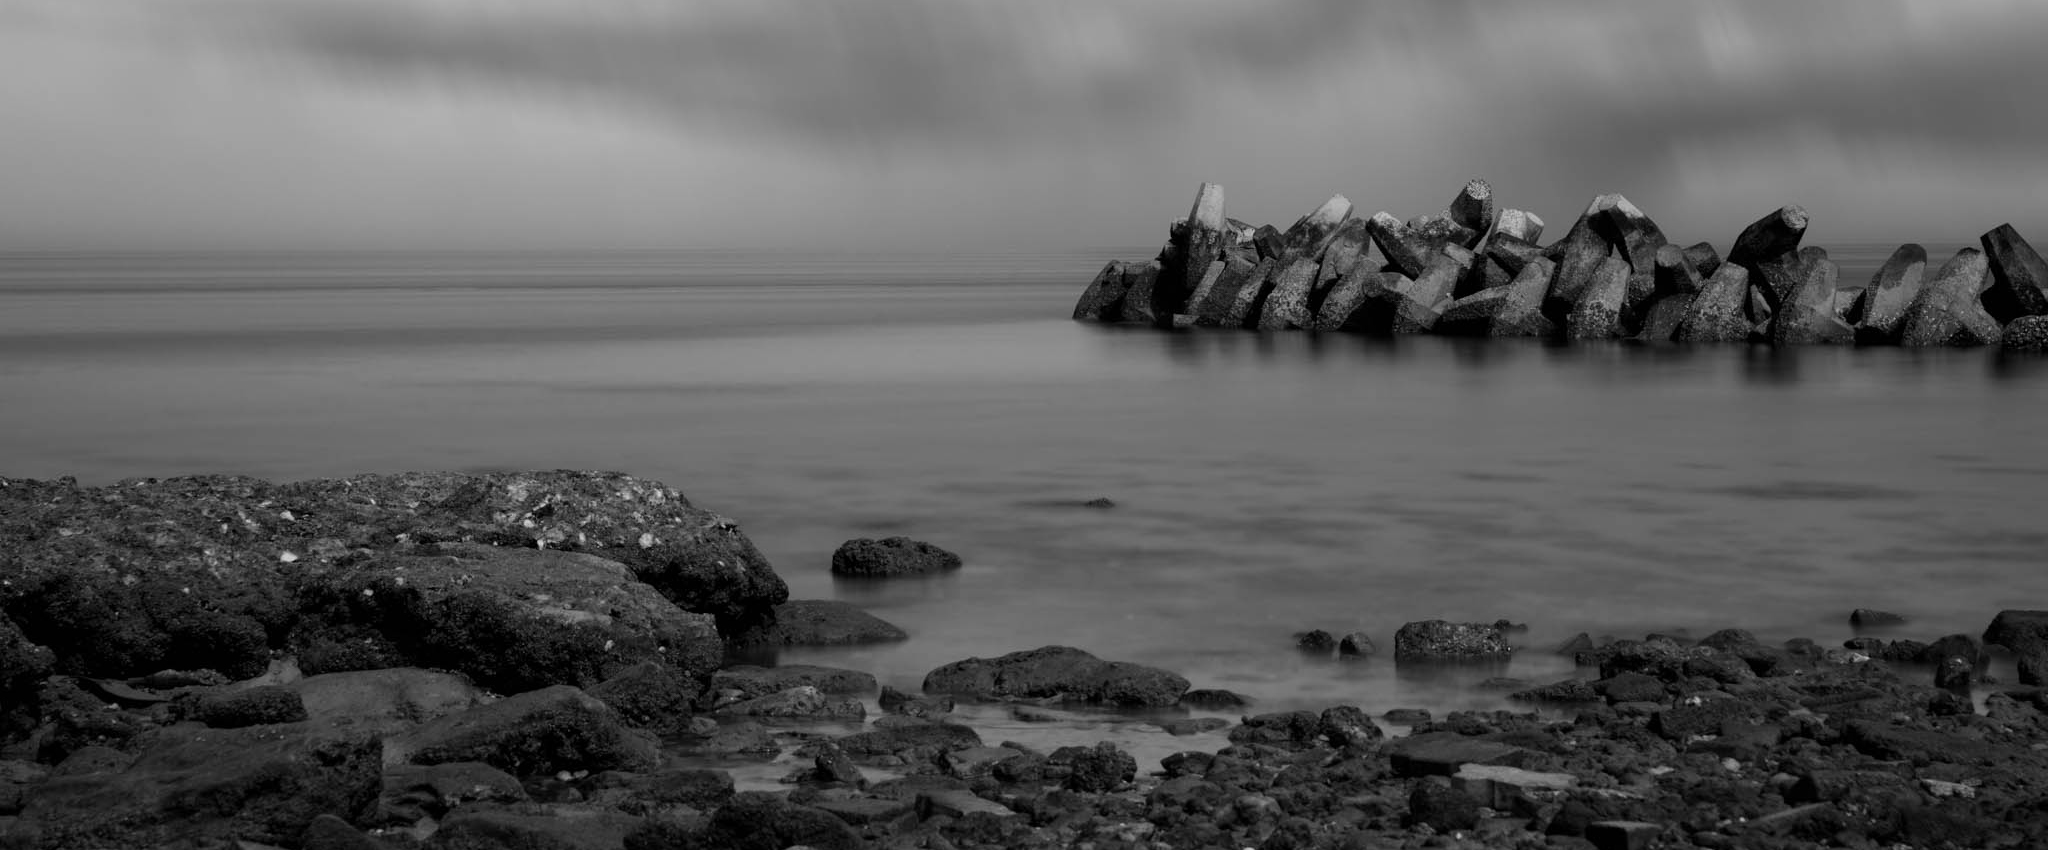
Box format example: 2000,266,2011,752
3,471,2047,849
1074,181,2048,351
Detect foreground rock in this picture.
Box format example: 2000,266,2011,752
830,536,963,577
727,599,909,646
1901,249,2004,347
921,646,1189,707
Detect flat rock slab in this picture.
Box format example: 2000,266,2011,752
1586,820,1662,850
922,645,1188,707
917,789,1015,819
734,599,908,646
1385,732,1530,777
710,665,878,699
433,808,645,850
385,685,659,775
813,797,914,826
1451,764,1576,809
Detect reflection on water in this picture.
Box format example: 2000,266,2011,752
3,249,2046,763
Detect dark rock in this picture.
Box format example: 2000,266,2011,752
1543,195,1621,311
829,536,961,577
2003,315,2048,352
1674,263,1754,343
1770,256,1854,345
0,619,54,738
1072,260,1132,322
1849,609,1907,628
1919,633,1987,666
710,685,863,719
1490,257,1559,337
1408,213,1479,250
1447,179,1497,245
1683,242,1723,278
2019,651,2048,686
296,542,722,694
709,664,877,701
388,685,659,776
1981,223,2048,323
1510,678,1600,704
190,685,306,729
1556,633,1596,656
681,791,865,850
1849,244,1928,344
1254,255,1326,331
20,723,381,849
1725,205,1809,313
1282,195,1356,258
302,813,384,850
1294,630,1337,653
1408,779,1480,831
1752,246,1826,317
1634,293,1691,342
1596,672,1666,705
586,661,700,728
1226,711,1323,749
1048,742,1135,792
1394,620,1511,662
1180,688,1252,710
1308,267,1396,332
811,796,909,826
1366,212,1434,279
374,761,527,826
1317,705,1383,748
1496,209,1544,243
1337,632,1374,659
1308,218,1373,311
1158,717,1229,736
1390,247,1474,334
1586,820,1661,850
1171,183,1229,318
922,645,1188,707
1985,609,2048,654
1934,655,1974,693
831,719,981,761
1385,732,1528,777
1653,244,1705,297
1651,698,1757,741
733,599,908,647
1252,224,1286,260
1116,260,1163,326
1436,287,1512,336
878,684,952,718
289,667,487,737
1486,232,1546,276
432,808,646,849
1565,255,1631,340
1901,249,2003,347
1221,256,1280,329
1185,253,1260,327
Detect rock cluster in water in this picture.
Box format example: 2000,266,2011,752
7,471,2048,848
1074,181,2048,350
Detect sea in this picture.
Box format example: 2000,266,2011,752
3,244,2044,780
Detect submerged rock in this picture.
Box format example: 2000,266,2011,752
1853,244,1928,344
830,537,962,577
922,645,1189,707
1393,621,1512,662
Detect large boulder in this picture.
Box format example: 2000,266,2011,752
1901,249,2003,347
1770,257,1854,345
1184,252,1259,326
1980,223,2048,324
1393,621,1512,662
2003,315,2048,353
1254,255,1326,331
288,667,489,737
17,722,382,849
1495,209,1544,243
1985,610,2048,654
1071,260,1132,322
1490,257,1558,338
727,599,908,646
1725,205,1809,313
1565,255,1631,340
0,471,787,685
1674,263,1754,343
651,791,865,850
1447,179,1497,245
922,645,1188,707
1852,244,1928,344
830,536,962,577
1220,256,1282,328
386,685,660,776
1391,247,1473,334
0,617,55,737
1172,183,1230,319
1367,212,1435,279
293,543,720,692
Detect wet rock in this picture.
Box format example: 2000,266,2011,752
1072,260,1132,322
1186,253,1262,327
922,645,1188,707
1172,183,1229,316
1317,705,1383,748
1452,764,1576,810
1586,820,1661,850
1408,779,1480,831
1985,610,2048,654
1683,242,1723,278
1651,697,1758,741
1565,255,1632,340
1049,742,1136,792
1255,255,1326,331
1181,688,1253,710
1653,244,1705,297
1294,630,1338,653
432,808,645,849
295,543,721,693
732,599,908,648
1116,260,1163,326
1391,247,1473,334
188,685,306,729
1634,293,1691,342
1308,267,1397,332
670,791,865,850
1674,263,1754,343
19,723,381,849
1338,632,1375,659
1981,223,2048,323
878,685,952,718
1491,257,1559,337
1510,678,1600,704
709,665,876,701
1770,256,1854,345
1849,609,1907,628
373,761,528,826
711,685,863,720
1394,620,1512,662
1497,208,1545,243
1227,711,1323,749
1437,287,1512,336
585,661,699,728
1853,247,1929,342
388,685,659,776
1901,249,2003,347
1447,179,1497,244
830,536,961,577
2003,315,2048,352
1366,212,1434,279
917,787,1016,820
1726,205,1809,312
1920,633,1988,667
1934,656,1973,693
831,719,982,762
1596,672,1666,705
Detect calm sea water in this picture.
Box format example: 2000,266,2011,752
3,245,2044,774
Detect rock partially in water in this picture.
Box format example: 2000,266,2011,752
1491,257,1558,338
1071,260,1132,322
1116,260,1164,326
1849,608,1907,628
922,645,1189,707
1565,254,1631,340
293,542,721,693
387,684,659,776
1981,223,2048,324
731,599,908,647
1726,205,1809,313
2002,315,2048,352
1984,610,2048,654
1901,249,2003,347
1673,263,1754,343
829,537,962,578
187,685,306,729
1392,620,1512,662
1770,256,1854,345
709,665,876,701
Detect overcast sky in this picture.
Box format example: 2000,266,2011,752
4,0,2046,251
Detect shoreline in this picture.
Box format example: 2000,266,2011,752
2,471,2044,848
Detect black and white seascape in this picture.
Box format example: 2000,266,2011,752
4,4,2048,849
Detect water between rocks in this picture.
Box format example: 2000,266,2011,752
4,246,2044,787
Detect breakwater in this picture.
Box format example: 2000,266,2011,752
1073,181,2048,350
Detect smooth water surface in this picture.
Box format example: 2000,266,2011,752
3,246,2044,773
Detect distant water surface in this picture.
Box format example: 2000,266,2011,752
3,246,2044,775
